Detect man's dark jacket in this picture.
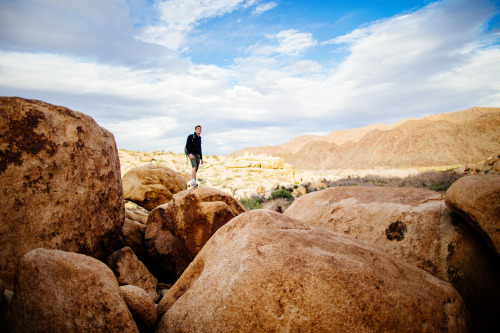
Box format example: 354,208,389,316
186,132,202,159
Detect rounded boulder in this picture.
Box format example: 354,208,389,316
122,165,187,211
0,97,124,289
445,174,500,255
8,248,138,332
145,187,246,278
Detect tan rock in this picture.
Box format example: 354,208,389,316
445,174,500,255
225,154,286,169
145,187,246,277
285,187,447,278
296,185,307,195
0,97,124,289
256,185,266,194
9,248,138,332
157,210,468,332
107,247,158,302
122,165,187,211
224,160,252,168
120,285,157,333
121,218,146,261
181,171,191,182
126,209,149,225
284,186,500,332
494,159,500,172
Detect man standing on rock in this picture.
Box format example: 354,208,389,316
186,125,203,187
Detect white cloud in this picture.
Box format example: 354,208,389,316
286,60,323,75
102,116,181,151
317,0,500,119
253,1,278,15
249,29,317,57
274,29,317,56
140,0,254,50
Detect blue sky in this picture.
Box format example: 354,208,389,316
1,0,499,155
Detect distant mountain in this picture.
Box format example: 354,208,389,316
232,107,500,169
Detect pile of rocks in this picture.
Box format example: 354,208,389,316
2,98,499,332
455,153,500,175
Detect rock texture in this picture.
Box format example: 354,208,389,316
107,247,158,302
445,174,500,255
234,107,500,169
284,186,500,332
285,187,451,280
0,97,124,289
8,248,138,332
145,187,246,278
126,209,149,225
0,279,8,327
121,218,147,261
157,210,468,332
120,285,157,333
122,165,187,211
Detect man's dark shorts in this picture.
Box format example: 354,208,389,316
190,154,201,170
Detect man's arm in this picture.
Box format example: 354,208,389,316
186,135,195,159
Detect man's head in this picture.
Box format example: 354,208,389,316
195,125,202,135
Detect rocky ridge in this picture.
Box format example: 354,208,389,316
233,107,500,169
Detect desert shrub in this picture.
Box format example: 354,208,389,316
271,189,294,200
430,182,447,191
240,198,262,210
271,198,293,213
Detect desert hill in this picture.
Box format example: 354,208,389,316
232,107,500,169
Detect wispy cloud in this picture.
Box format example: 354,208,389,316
140,0,255,51
253,1,278,15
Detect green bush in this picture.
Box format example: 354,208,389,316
430,182,447,192
271,189,293,200
240,198,262,210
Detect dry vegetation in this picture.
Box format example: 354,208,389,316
321,169,465,193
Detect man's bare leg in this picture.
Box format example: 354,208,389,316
191,167,198,186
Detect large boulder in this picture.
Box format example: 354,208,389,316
145,187,246,278
8,248,139,332
285,187,450,279
122,165,187,211
157,210,468,332
284,186,500,332
120,285,157,333
0,97,124,289
107,247,158,302
445,174,500,255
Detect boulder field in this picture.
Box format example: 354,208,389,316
157,210,468,332
1,98,499,332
